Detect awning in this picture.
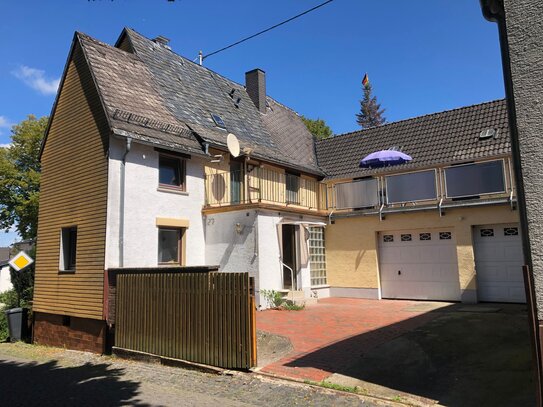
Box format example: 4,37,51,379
277,219,326,268
277,220,327,227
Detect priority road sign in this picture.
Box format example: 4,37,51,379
8,251,34,271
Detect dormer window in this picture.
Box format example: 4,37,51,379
211,114,226,129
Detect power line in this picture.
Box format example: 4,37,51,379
202,0,335,61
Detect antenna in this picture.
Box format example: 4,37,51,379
227,133,241,157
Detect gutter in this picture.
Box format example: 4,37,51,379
119,137,132,268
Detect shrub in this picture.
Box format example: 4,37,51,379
260,289,284,308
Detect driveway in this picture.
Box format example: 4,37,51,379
256,298,536,406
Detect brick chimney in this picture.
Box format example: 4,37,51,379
245,69,266,113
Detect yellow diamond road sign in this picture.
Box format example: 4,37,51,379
8,251,34,271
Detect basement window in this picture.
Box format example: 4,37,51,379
60,227,77,272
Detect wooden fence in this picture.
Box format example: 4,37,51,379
115,271,256,369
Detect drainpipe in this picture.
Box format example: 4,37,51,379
119,137,132,268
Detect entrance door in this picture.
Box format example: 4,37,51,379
378,229,461,301
473,224,525,303
282,224,297,290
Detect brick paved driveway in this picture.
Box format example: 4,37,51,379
256,298,441,382
256,298,535,407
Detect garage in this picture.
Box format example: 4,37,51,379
378,229,461,301
473,223,525,303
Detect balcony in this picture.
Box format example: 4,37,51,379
204,167,327,213
329,158,516,217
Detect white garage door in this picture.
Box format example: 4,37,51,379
378,229,461,301
473,224,525,303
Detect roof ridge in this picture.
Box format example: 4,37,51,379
124,27,249,90
77,31,140,60
317,98,506,144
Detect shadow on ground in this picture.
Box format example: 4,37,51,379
286,303,536,407
0,357,147,406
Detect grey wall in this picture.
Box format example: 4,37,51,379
503,0,543,319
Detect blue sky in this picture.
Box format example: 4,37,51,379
0,0,503,245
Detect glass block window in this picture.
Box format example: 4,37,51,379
504,227,519,236
383,235,394,243
419,233,432,241
480,228,494,237
439,232,452,240
401,234,412,242
309,227,327,286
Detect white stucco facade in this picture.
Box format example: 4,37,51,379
104,137,329,309
0,265,12,293
205,209,329,308
105,138,206,268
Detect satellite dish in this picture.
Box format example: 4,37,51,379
227,133,240,157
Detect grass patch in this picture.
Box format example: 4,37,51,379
304,379,366,395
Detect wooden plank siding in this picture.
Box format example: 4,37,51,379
34,42,110,320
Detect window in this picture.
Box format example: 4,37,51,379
286,173,300,205
158,227,184,264
419,233,432,241
383,234,394,243
386,170,437,204
480,228,494,237
159,154,186,190
309,227,327,286
60,227,77,271
444,160,505,198
504,227,519,236
211,114,226,129
439,231,452,240
401,234,412,242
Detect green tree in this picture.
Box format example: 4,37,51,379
0,115,47,240
301,116,333,140
356,80,386,129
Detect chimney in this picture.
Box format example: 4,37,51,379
153,35,171,49
245,69,266,113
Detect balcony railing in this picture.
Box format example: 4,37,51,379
205,167,327,211
328,158,516,216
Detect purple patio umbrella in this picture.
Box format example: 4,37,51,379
359,150,412,168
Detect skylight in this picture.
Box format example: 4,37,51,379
211,114,226,129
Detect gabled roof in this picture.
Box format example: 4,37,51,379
315,99,510,180
77,28,321,174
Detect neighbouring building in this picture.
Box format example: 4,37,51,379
33,28,522,353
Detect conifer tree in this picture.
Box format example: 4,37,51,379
356,74,386,129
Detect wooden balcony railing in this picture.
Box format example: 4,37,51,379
204,167,327,211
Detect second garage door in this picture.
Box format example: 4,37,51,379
378,229,461,301
473,223,525,303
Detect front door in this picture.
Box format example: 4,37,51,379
282,224,297,290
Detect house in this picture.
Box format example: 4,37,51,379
33,27,520,353
0,247,11,294
317,100,522,303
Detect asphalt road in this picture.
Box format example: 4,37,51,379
0,344,386,407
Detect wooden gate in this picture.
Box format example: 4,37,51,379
115,271,256,369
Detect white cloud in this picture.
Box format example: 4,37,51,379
0,116,12,128
0,143,11,149
12,65,60,95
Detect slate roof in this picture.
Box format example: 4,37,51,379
315,99,510,180
77,28,321,174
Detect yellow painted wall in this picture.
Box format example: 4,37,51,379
326,204,520,291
